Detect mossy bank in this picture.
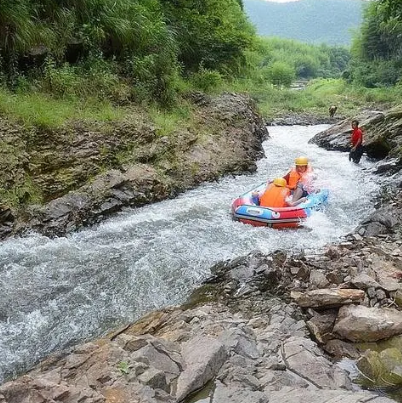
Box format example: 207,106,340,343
0,92,268,239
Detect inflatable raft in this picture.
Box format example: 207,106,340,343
231,182,329,228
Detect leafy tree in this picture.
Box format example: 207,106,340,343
161,0,255,74
268,61,295,87
377,0,402,20
249,37,349,82
293,54,319,79
327,46,350,74
349,0,402,86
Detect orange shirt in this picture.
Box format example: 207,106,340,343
260,184,290,208
284,166,313,190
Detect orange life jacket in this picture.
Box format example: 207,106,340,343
260,184,291,208
287,166,313,190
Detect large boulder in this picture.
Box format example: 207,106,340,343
334,305,402,342
309,106,402,162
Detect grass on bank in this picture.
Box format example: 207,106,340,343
0,90,125,128
1,78,402,131
228,78,402,120
0,87,195,136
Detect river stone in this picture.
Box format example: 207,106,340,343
267,387,396,402
351,273,381,289
212,381,269,403
175,336,227,401
334,305,402,342
281,336,351,389
291,289,365,308
357,348,402,387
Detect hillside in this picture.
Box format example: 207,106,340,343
243,0,365,46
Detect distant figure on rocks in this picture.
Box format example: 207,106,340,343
329,105,337,118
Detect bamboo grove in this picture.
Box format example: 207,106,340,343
0,0,401,107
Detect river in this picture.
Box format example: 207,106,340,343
0,124,380,383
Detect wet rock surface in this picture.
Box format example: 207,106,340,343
268,112,343,126
309,106,402,165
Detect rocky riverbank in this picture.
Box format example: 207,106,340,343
0,92,268,240
1,193,401,402
1,108,402,402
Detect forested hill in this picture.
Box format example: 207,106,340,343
243,0,364,46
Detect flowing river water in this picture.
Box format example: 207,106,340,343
0,124,381,384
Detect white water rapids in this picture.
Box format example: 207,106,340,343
0,125,380,383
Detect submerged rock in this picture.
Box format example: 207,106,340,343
357,348,402,387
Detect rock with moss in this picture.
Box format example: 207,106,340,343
357,347,402,388
0,92,268,239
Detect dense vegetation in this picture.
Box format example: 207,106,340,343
0,0,401,126
0,0,353,113
243,0,364,46
0,0,253,106
347,0,402,87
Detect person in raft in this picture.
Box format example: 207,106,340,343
282,156,315,205
259,177,307,208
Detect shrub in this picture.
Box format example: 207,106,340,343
190,68,223,92
268,61,296,87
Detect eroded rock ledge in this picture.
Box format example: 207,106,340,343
0,92,268,239
309,106,402,165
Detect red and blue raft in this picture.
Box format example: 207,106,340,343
231,182,329,229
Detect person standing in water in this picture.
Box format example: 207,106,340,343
349,120,364,164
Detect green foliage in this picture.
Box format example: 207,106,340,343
0,0,181,105
324,45,351,77
227,75,402,121
349,0,402,87
161,0,256,74
239,37,350,88
0,0,352,108
1,177,43,207
127,35,180,107
348,59,400,88
1,0,400,123
148,103,193,137
0,88,123,128
117,361,130,375
33,55,134,103
189,68,223,92
0,0,259,106
268,61,295,87
0,0,41,54
293,54,319,79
